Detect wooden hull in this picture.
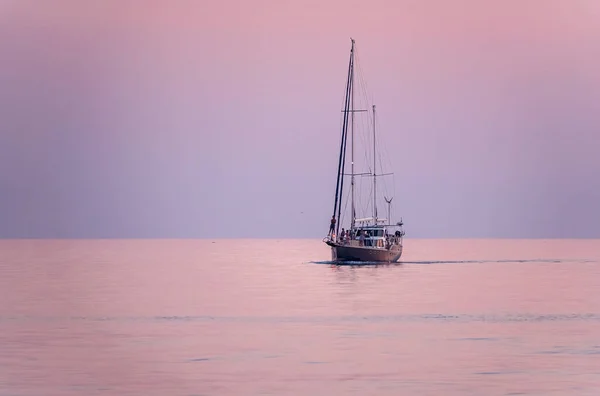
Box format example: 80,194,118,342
329,242,403,263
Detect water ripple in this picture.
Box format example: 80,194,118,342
2,313,600,324
309,258,596,265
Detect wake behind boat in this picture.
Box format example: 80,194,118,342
323,39,405,262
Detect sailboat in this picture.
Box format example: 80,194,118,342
324,39,405,262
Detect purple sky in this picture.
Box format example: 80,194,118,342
1,0,599,238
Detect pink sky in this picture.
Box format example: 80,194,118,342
1,0,599,237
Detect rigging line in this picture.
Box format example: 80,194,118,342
356,177,370,220
354,46,373,106
385,150,397,204
364,186,374,217
354,177,362,219
376,121,388,195
373,108,393,186
355,52,374,147
352,46,372,172
381,112,396,173
377,125,392,176
354,48,376,186
378,153,391,198
355,43,393,220
363,121,374,211
340,181,350,229
359,48,379,163
359,126,371,174
356,101,372,174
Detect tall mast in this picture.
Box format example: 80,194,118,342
350,38,355,230
331,39,353,237
373,104,377,223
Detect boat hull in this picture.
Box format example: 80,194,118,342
330,243,403,263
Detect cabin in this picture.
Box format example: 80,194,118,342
339,217,404,248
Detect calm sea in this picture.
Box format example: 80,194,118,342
1,239,599,395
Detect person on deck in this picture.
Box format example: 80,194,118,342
329,216,336,236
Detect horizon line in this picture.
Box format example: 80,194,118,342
1,237,600,241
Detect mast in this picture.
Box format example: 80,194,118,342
331,38,353,238
373,104,377,223
350,38,355,230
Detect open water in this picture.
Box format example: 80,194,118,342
1,239,599,395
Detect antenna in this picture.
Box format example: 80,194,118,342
384,196,393,225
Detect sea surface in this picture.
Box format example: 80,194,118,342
1,239,600,395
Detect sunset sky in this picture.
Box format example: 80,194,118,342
1,0,599,238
